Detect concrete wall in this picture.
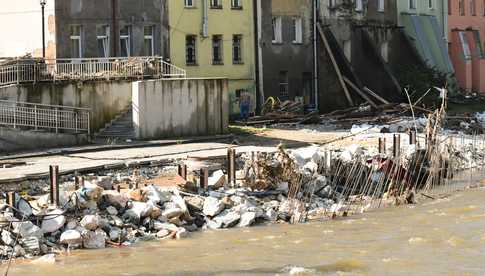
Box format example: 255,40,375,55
132,78,229,139
55,0,168,58
0,127,88,153
0,81,132,132
260,0,314,105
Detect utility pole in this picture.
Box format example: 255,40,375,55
40,0,47,59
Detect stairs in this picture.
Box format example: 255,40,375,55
94,107,136,143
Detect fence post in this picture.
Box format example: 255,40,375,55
49,165,60,207
200,168,208,190
55,107,59,133
378,137,386,154
409,130,416,145
16,64,20,85
34,105,38,130
393,134,401,158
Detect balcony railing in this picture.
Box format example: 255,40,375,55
0,56,186,88
0,100,90,135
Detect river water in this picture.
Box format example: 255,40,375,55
7,181,485,275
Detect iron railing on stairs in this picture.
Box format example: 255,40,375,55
0,100,90,135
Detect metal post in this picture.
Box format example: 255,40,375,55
378,138,386,154
49,165,60,206
41,1,46,59
200,168,209,190
409,130,416,145
393,134,401,158
55,108,59,133
178,164,187,180
6,192,15,208
34,105,38,130
227,148,236,186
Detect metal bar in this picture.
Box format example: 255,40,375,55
6,192,15,208
393,134,401,158
49,165,60,207
200,168,209,190
379,137,386,154
178,164,187,180
409,130,416,145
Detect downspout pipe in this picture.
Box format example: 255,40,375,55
202,0,209,37
313,0,319,111
112,0,118,57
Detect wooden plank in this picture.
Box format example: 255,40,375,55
342,77,378,108
317,24,354,106
363,86,391,105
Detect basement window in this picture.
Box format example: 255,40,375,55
292,17,303,44
186,35,197,65
211,0,222,9
96,25,110,58
233,35,243,64
212,35,223,65
70,25,83,59
120,25,132,57
272,17,282,44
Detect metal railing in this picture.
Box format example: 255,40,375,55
0,56,186,87
0,100,90,135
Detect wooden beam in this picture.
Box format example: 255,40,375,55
363,86,391,105
342,77,378,108
317,24,354,106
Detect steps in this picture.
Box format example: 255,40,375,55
94,107,135,143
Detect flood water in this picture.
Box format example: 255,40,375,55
7,181,485,275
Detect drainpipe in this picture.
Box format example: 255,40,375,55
313,0,319,111
112,0,119,57
202,0,209,37
253,0,263,114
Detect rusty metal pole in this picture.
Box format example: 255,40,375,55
227,148,236,186
49,165,60,207
393,134,401,158
378,137,386,154
200,168,209,190
178,164,187,180
409,130,416,145
6,192,15,208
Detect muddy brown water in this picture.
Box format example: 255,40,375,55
6,179,485,275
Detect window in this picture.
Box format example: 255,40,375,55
459,0,465,15
211,0,222,9
409,0,417,9
120,25,131,57
292,17,303,44
471,0,477,15
355,0,363,11
144,26,154,56
459,31,472,59
97,25,109,58
272,17,282,44
231,0,242,9
473,30,485,58
70,25,82,58
279,71,289,98
378,0,385,12
212,35,223,65
186,35,197,65
184,0,194,8
232,35,243,64
429,0,434,9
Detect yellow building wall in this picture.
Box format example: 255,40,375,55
169,0,256,117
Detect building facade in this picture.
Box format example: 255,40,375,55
55,0,169,59
168,0,256,117
448,0,485,94
259,0,315,106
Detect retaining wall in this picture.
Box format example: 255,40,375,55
132,78,229,139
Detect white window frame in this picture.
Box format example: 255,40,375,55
355,0,364,12
120,25,131,57
97,25,110,58
210,0,222,8
378,0,385,12
409,0,417,10
70,25,83,59
231,0,242,9
184,0,194,8
428,0,435,9
144,26,155,56
292,17,303,44
272,16,282,44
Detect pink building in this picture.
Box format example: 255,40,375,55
448,0,485,94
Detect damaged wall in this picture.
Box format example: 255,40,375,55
132,78,229,139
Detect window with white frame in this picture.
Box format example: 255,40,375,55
272,17,282,44
186,35,197,65
231,0,242,9
144,26,154,56
233,34,243,64
211,0,222,9
459,31,472,59
409,0,417,9
355,0,363,11
378,0,385,12
97,25,109,58
429,0,434,9
120,25,131,57
184,0,194,8
70,25,83,58
212,35,223,64
292,17,303,44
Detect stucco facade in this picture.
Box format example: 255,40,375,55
55,0,169,59
448,0,485,94
168,0,256,116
